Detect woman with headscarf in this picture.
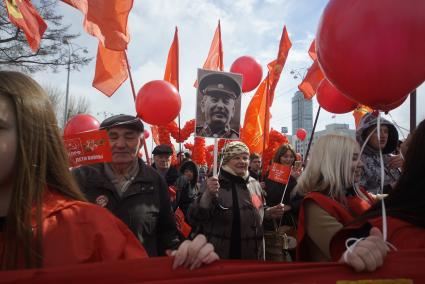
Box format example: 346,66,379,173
188,141,286,260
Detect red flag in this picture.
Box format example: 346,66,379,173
267,26,292,104
242,26,292,154
61,0,133,50
298,60,324,100
151,126,160,145
4,0,47,52
308,40,317,61
194,21,224,87
92,43,128,97
164,27,179,90
202,21,223,71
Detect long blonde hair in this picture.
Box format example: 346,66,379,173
0,71,86,269
294,134,359,203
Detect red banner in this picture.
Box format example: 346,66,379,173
0,250,423,283
64,130,112,167
267,163,291,184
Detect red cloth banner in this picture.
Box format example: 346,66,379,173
64,130,112,167
267,163,291,184
0,250,423,283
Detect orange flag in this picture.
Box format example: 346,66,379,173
194,21,224,87
164,27,179,89
298,59,324,100
202,21,223,71
267,26,292,105
242,26,292,154
92,43,128,97
308,40,317,61
5,0,47,52
353,105,373,129
61,0,133,50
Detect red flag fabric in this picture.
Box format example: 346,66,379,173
308,40,317,61
151,126,160,145
92,43,128,97
242,26,292,154
298,59,324,100
241,78,269,154
61,0,133,51
193,21,224,87
4,0,47,52
202,21,223,71
0,250,423,283
163,27,179,89
267,26,292,104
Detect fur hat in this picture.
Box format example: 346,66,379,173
221,141,250,165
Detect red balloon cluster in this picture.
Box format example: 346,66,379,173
316,79,357,114
316,0,425,111
136,80,181,125
296,128,307,141
230,56,263,93
63,114,100,137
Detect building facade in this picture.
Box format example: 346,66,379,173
291,90,313,157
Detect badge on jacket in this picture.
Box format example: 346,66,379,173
95,195,109,207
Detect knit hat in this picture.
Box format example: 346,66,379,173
221,141,250,165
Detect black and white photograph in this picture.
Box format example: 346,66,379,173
195,69,242,139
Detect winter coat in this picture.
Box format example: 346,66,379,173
174,161,200,218
188,169,266,260
356,113,401,194
0,189,147,268
72,159,181,257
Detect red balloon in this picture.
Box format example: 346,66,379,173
64,114,100,137
296,128,307,141
136,80,181,125
143,129,150,139
316,0,425,111
383,95,408,112
230,56,263,92
316,79,358,114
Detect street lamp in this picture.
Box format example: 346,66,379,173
62,39,88,128
63,39,71,128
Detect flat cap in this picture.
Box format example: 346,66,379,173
199,73,241,100
152,144,173,155
100,114,144,132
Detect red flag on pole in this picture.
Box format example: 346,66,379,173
61,0,133,51
298,59,324,100
92,43,128,97
164,27,179,89
4,0,47,52
242,26,292,154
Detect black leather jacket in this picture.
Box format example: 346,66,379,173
72,159,180,256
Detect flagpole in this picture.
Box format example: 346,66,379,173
410,89,417,131
303,106,321,165
124,51,137,101
125,50,150,164
261,72,270,158
175,26,182,159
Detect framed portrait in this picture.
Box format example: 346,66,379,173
195,68,242,139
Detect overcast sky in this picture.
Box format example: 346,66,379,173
33,0,425,148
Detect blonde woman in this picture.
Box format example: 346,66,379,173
295,134,375,263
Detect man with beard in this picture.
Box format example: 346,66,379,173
196,73,240,139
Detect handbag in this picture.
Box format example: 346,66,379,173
264,215,297,262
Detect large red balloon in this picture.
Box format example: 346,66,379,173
64,114,100,137
316,0,425,111
136,80,181,125
296,128,307,141
230,56,263,92
316,79,357,114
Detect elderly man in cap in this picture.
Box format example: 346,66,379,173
72,114,181,257
152,144,194,219
196,73,241,139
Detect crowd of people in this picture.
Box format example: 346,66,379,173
1,71,424,274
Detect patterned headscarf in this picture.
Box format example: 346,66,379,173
221,141,250,165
